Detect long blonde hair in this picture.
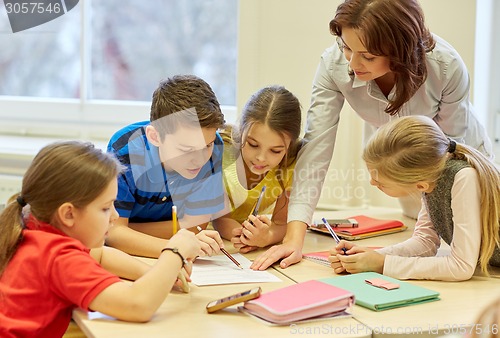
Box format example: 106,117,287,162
363,116,500,275
0,141,123,276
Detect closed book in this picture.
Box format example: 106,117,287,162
320,272,440,311
310,215,407,240
242,279,354,324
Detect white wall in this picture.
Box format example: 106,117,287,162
237,0,477,210
0,1,479,208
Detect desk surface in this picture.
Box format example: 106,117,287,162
73,268,370,338
74,208,500,338
292,209,500,337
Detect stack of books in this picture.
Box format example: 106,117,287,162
309,215,407,240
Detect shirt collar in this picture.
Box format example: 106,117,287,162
24,215,67,237
352,76,367,89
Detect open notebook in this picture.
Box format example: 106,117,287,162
310,215,407,240
320,272,439,311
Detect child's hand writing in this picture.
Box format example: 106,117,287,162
195,229,225,257
328,249,345,273
336,239,354,255
328,241,355,273
336,247,385,274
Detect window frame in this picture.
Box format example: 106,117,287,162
0,0,237,142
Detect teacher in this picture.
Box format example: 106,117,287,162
250,0,492,271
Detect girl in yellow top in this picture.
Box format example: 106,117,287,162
213,85,302,253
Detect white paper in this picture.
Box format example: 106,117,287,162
190,253,281,286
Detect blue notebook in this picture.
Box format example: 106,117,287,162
320,272,440,311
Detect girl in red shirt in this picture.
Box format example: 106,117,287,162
0,141,201,338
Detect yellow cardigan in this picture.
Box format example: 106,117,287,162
222,143,295,223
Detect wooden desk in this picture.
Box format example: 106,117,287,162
74,207,500,337
73,260,370,338
353,275,500,338
293,208,500,337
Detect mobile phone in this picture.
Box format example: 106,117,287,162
206,287,261,313
315,219,358,228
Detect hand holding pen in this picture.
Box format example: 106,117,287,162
248,186,267,222
322,218,348,255
196,226,243,269
239,185,269,247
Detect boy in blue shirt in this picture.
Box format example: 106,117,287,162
107,75,227,258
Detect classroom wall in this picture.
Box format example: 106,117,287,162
237,0,477,210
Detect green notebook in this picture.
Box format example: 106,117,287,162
320,272,440,311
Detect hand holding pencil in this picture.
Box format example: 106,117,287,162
194,226,227,257
236,185,270,249
196,226,243,269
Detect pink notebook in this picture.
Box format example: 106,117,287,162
242,280,354,324
302,251,330,267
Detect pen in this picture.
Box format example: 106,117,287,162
247,186,267,226
196,226,243,269
250,185,267,217
172,205,178,235
322,218,348,255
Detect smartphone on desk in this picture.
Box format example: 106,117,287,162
206,287,262,313
315,219,358,228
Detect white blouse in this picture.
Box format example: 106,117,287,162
288,34,492,225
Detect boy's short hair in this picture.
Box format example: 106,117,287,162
150,75,225,139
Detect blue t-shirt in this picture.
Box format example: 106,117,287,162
107,121,224,222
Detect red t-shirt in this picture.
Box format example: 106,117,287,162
0,219,121,338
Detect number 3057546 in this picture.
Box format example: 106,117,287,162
5,2,61,14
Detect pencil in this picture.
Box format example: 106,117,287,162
322,218,348,255
220,248,243,269
172,205,178,235
197,226,243,269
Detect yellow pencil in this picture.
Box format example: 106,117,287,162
172,205,178,235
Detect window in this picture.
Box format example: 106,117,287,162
90,1,237,104
0,0,238,139
474,0,500,159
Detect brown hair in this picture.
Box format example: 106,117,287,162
363,116,500,275
150,75,225,139
330,0,436,115
0,141,123,276
227,85,302,170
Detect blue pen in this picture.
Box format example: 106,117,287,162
322,218,348,255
